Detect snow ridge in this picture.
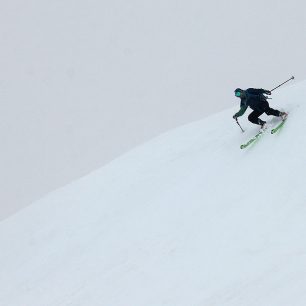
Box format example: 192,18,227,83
1,81,306,306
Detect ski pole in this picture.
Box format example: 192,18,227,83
235,118,245,133
271,76,294,92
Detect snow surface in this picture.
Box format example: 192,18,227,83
1,81,306,305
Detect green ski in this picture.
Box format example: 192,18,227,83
271,118,287,134
240,128,266,149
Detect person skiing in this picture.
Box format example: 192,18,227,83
233,88,287,129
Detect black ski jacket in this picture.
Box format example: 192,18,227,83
234,88,270,117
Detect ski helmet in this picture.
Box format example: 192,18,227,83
234,88,242,97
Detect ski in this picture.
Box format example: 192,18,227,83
271,118,287,134
240,127,267,149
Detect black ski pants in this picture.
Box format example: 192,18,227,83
248,101,281,125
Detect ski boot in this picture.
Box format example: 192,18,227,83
279,112,288,120
259,119,267,131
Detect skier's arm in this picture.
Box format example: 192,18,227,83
233,105,248,118
263,89,272,95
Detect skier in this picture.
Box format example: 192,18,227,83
233,88,287,129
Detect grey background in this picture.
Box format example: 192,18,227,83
0,0,305,220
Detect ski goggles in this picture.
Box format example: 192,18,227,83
235,91,241,97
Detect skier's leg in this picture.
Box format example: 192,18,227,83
265,107,281,117
263,102,282,117
248,109,265,126
264,103,288,120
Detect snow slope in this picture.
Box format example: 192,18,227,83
1,81,306,306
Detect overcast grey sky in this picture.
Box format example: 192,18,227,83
1,0,305,220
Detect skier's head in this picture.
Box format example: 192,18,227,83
234,88,244,98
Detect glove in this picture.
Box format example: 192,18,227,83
264,90,272,95
233,114,238,120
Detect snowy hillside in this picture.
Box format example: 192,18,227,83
1,81,306,306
